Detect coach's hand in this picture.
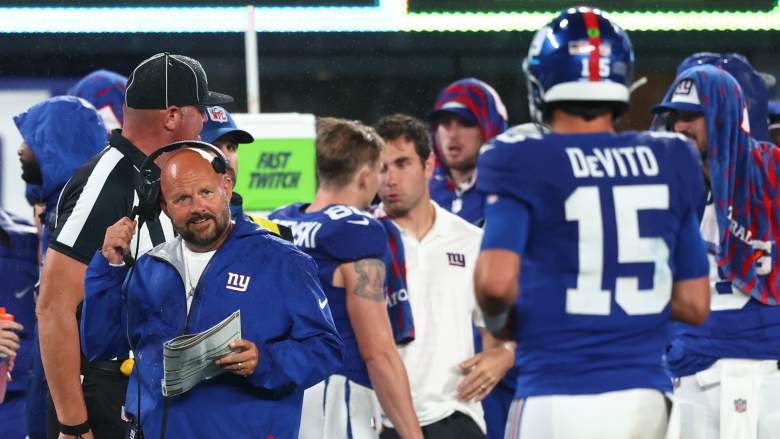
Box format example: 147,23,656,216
101,217,136,265
216,339,259,377
457,342,515,402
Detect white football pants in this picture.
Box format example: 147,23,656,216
504,388,668,439
298,374,383,439
665,359,780,439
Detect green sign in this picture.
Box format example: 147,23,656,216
235,138,316,211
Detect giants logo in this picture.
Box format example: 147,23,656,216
447,252,465,267
226,272,251,292
674,79,694,96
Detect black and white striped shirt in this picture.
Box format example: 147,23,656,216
50,130,174,264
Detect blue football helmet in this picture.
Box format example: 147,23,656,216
523,7,635,123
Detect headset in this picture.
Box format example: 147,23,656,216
122,140,229,266
122,140,229,438
133,140,230,224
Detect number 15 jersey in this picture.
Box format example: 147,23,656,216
477,128,709,398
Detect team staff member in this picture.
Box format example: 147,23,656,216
37,53,232,439
375,114,515,439
81,147,343,438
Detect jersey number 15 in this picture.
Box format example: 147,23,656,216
565,184,672,316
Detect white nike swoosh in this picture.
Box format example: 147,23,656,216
318,298,329,309
14,284,35,299
347,218,370,226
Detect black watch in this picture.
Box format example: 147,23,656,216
60,421,90,436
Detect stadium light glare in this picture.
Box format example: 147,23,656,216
0,0,777,33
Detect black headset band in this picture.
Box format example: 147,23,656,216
138,140,228,176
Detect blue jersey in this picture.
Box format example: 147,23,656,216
478,128,709,398
429,175,483,225
0,210,38,392
270,203,388,387
667,204,780,377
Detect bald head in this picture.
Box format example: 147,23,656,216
161,148,220,186
160,148,233,252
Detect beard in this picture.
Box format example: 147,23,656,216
175,205,231,249
20,160,43,184
445,154,478,174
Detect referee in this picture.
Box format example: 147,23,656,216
36,53,232,439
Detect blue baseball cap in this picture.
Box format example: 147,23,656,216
200,106,254,145
769,101,780,120
426,100,477,125
652,78,703,114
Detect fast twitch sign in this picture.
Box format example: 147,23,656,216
232,113,316,212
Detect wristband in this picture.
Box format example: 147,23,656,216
482,310,509,333
60,421,90,436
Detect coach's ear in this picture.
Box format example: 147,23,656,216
222,174,233,203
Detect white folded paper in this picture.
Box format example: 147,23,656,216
161,310,242,397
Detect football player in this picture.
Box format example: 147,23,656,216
655,62,780,438
270,118,422,439
769,101,780,147
427,78,508,225
473,7,711,438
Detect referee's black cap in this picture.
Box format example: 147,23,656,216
125,52,233,110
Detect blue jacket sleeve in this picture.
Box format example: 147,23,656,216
249,251,344,391
80,250,131,361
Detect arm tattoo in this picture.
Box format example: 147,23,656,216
353,258,386,302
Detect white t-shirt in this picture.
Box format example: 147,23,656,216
382,201,486,432
182,241,216,314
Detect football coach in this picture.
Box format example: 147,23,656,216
80,145,344,438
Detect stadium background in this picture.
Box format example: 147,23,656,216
1,0,780,216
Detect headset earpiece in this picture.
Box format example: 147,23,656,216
210,156,227,175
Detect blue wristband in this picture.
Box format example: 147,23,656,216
482,309,509,333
